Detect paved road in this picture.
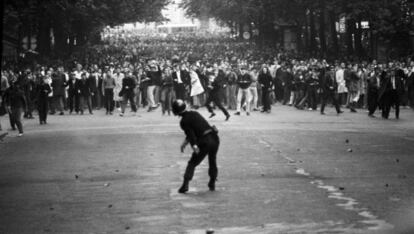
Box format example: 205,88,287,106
0,105,413,234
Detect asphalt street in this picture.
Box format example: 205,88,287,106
0,105,413,234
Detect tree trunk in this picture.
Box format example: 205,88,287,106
318,0,327,58
346,18,355,56
37,13,51,56
354,20,363,58
309,9,317,56
304,16,310,56
329,11,339,57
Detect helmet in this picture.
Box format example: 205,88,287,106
172,99,187,115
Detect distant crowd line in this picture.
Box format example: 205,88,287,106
1,37,413,137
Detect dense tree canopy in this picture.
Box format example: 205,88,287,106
3,0,169,57
181,0,414,59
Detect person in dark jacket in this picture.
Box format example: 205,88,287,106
3,80,27,136
367,66,381,117
37,77,52,124
146,64,162,111
172,99,220,193
205,69,230,120
76,73,93,115
235,66,252,116
380,66,405,119
280,66,293,105
18,69,36,119
172,64,190,101
258,66,273,113
50,66,66,115
67,72,79,114
102,71,116,115
120,69,137,116
320,66,342,115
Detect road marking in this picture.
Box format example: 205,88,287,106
258,139,394,233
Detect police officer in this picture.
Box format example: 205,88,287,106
172,99,220,193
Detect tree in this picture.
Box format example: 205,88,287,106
3,0,169,58
188,0,413,58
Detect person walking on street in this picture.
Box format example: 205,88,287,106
367,66,381,117
77,73,93,115
320,66,342,115
102,71,116,115
258,66,273,113
172,99,220,193
120,69,138,116
205,69,230,120
160,66,174,115
235,66,252,116
50,65,67,115
37,76,52,124
3,79,27,137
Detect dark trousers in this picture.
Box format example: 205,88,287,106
9,107,23,133
161,86,174,114
367,89,379,115
184,133,219,181
282,86,291,105
382,90,400,119
206,92,229,117
51,95,64,113
320,91,341,114
121,92,137,113
307,86,318,110
38,98,48,123
68,92,79,113
24,94,33,117
408,86,414,108
262,88,271,111
174,84,186,100
80,95,92,114
104,89,114,112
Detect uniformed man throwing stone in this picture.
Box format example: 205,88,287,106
172,99,220,193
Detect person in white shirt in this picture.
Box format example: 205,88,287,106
335,63,348,106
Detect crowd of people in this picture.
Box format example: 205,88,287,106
1,34,414,137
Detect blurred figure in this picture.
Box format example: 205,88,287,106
102,71,116,115
160,66,174,115
320,66,342,115
258,66,273,113
120,68,137,116
3,78,27,137
50,65,66,115
205,69,230,120
37,76,52,124
235,66,252,116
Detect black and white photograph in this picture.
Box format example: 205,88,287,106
1,0,414,233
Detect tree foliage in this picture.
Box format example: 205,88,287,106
181,0,413,57
4,0,169,56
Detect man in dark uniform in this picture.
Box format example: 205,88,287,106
320,66,342,115
172,99,220,193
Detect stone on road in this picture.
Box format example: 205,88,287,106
0,106,413,234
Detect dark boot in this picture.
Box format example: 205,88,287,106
178,179,189,193
208,178,216,191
